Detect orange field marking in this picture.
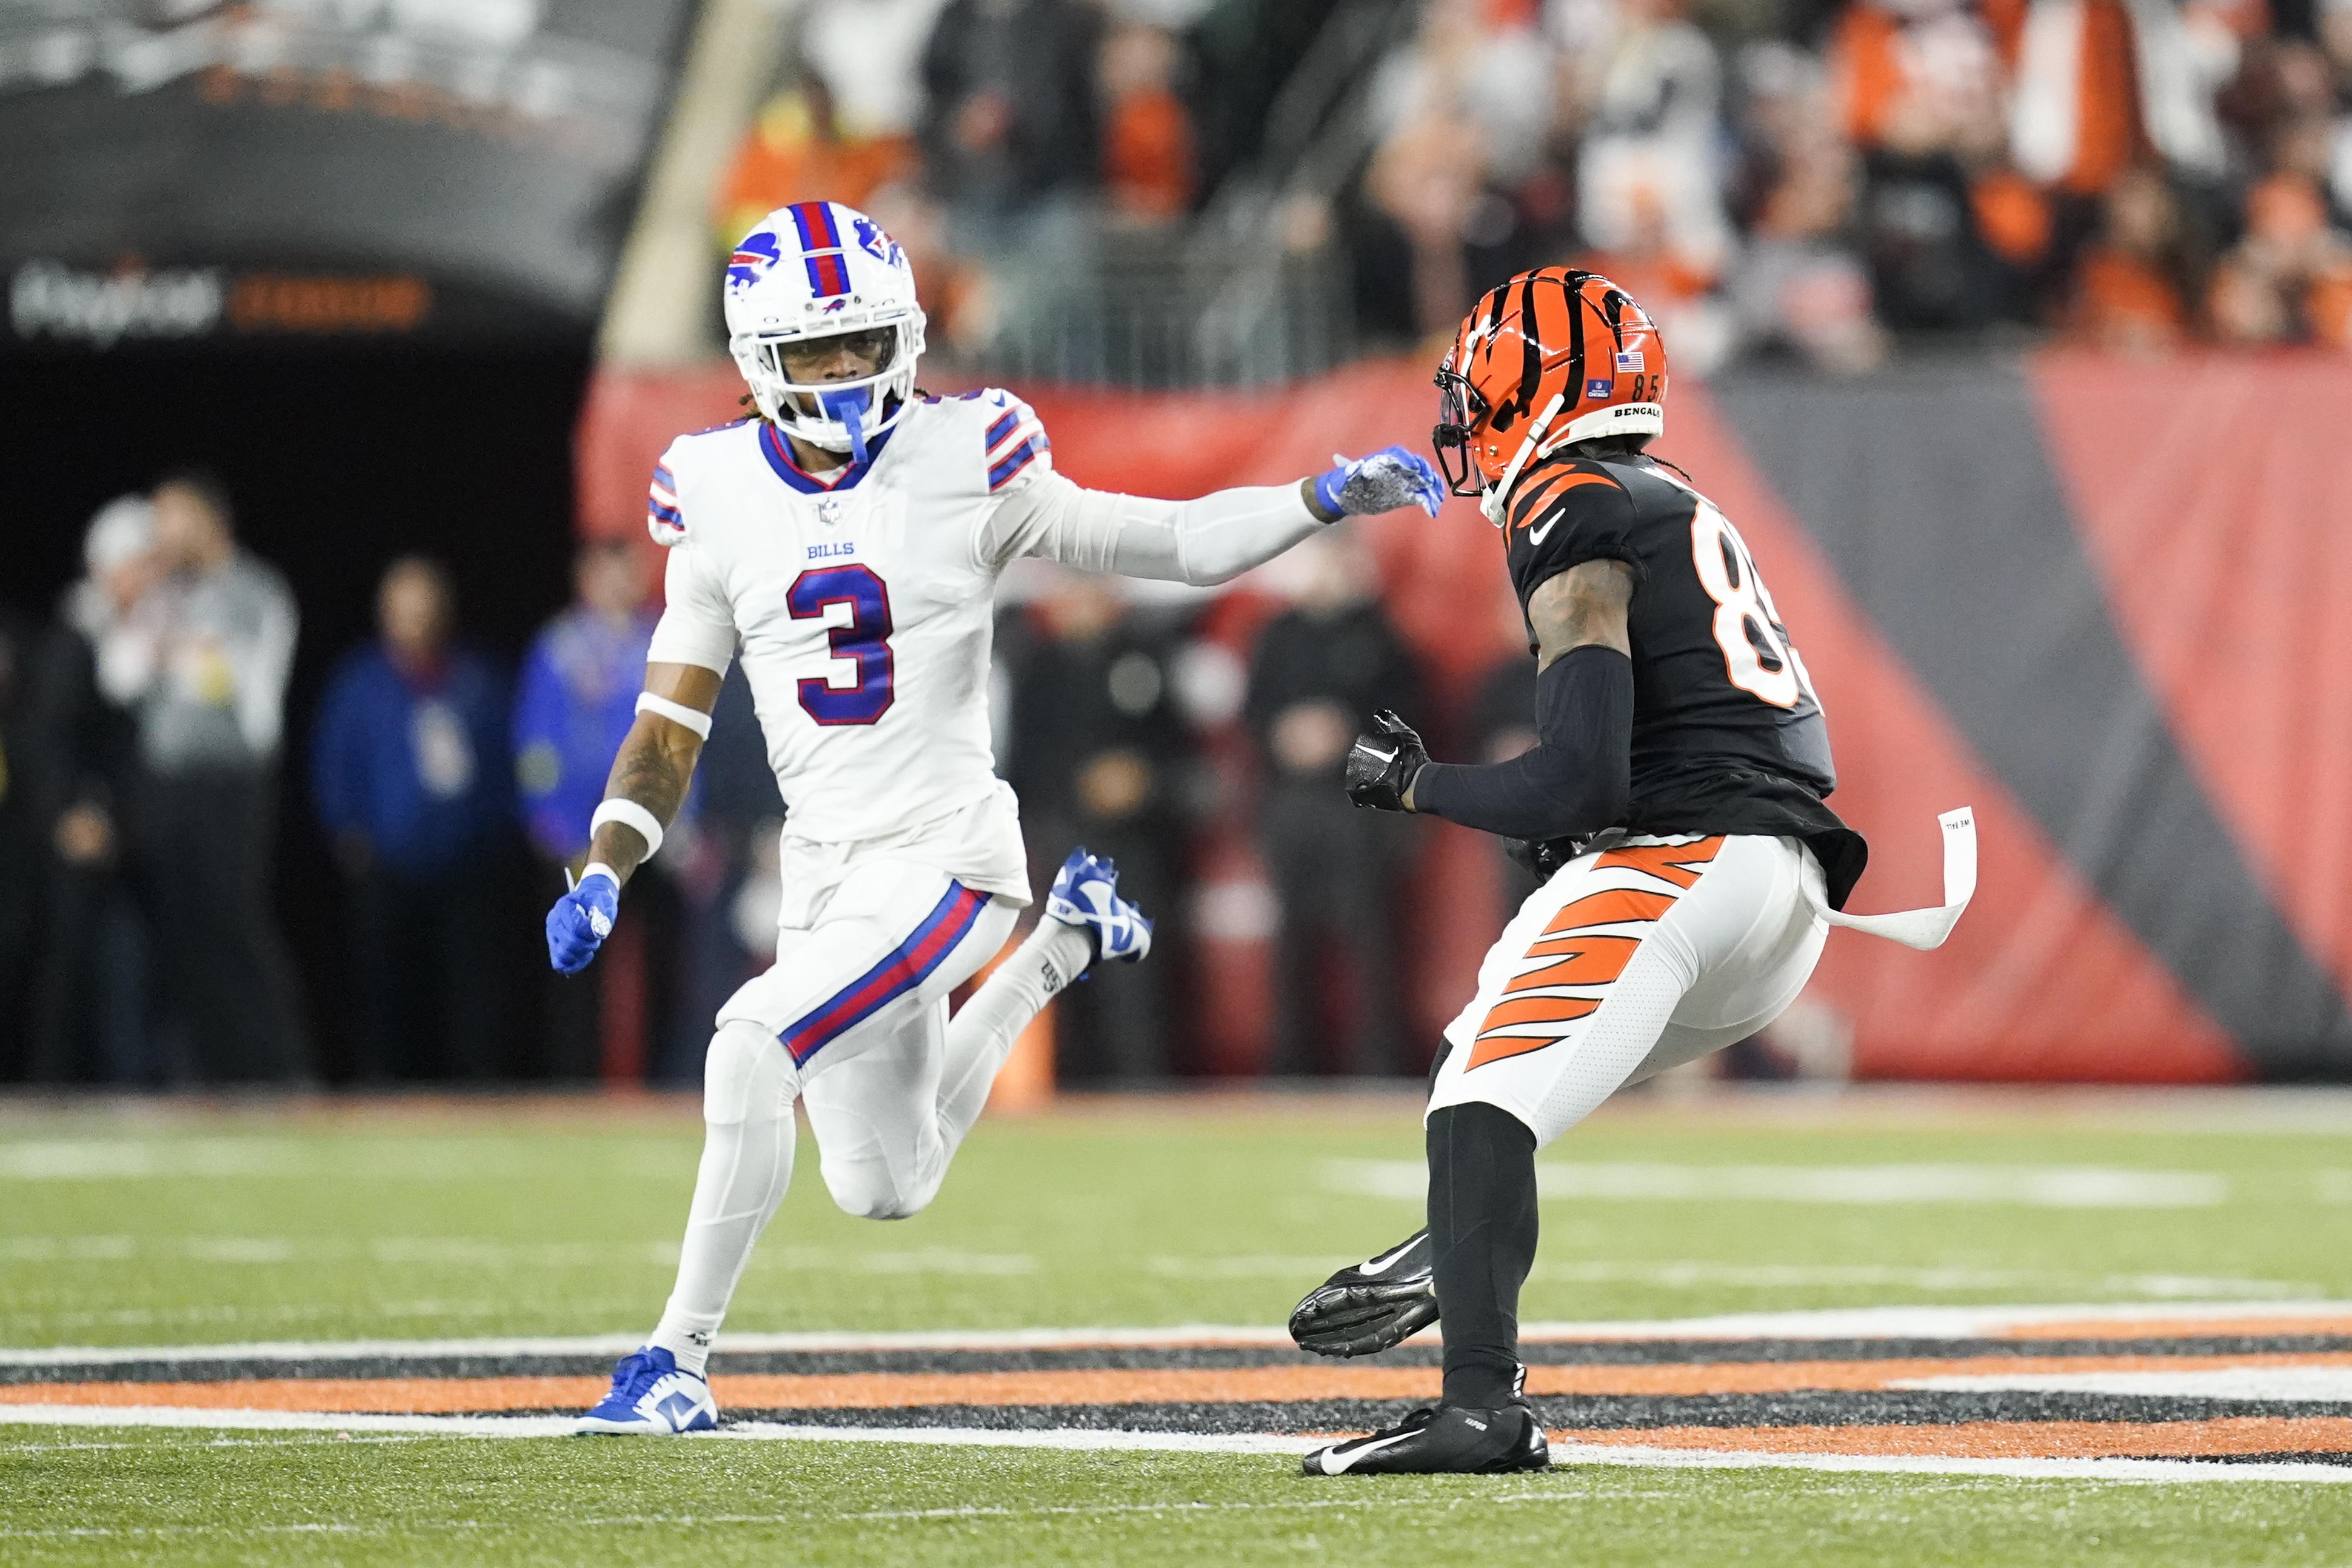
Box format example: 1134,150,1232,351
1550,1416,2352,1460
7,1350,2351,1415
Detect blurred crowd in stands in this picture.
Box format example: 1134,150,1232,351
727,0,2352,366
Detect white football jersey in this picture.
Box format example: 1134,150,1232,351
644,389,1051,857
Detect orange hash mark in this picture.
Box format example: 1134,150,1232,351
1593,838,1725,889
1548,1416,2352,1460
1505,935,1643,993
1538,888,1677,935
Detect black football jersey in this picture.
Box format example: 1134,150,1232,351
1502,451,1868,905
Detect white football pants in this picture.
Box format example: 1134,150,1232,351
647,837,1087,1370
1427,832,1828,1147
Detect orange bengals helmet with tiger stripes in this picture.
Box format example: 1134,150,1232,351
1432,268,1668,526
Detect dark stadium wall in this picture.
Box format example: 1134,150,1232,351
575,351,2352,1084
2,345,590,1081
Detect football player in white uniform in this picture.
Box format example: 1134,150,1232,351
549,201,1448,1433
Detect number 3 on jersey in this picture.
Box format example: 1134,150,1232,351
789,565,895,724
1689,502,1816,710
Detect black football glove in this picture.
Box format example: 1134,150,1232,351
1344,710,1429,812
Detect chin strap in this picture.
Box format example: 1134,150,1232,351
1478,392,1567,527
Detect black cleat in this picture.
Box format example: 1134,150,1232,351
1288,1229,1437,1358
1302,1404,1551,1476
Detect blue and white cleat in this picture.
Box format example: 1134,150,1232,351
573,1346,717,1435
1045,847,1154,964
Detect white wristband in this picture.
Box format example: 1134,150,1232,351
635,692,713,740
578,861,621,891
590,797,665,858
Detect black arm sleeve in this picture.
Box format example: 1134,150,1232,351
1409,644,1634,840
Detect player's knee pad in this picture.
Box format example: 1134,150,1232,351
821,1167,908,1221
701,1019,797,1127
817,1136,946,1221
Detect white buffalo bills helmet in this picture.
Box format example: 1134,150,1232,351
723,201,926,462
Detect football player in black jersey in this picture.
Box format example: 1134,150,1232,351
1294,269,1887,1477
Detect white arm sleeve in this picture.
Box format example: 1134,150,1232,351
646,544,737,675
981,470,1325,587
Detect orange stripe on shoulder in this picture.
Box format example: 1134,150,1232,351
1509,469,1622,536
1592,837,1725,889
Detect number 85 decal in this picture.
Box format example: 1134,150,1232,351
788,564,895,724
1689,502,1816,710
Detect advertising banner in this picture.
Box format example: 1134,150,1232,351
0,0,695,350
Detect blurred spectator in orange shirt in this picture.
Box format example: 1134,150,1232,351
2066,164,2205,350
1996,0,2239,197
1100,21,1197,222
2209,171,2352,342
718,77,911,250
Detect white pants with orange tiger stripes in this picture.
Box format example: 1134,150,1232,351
1427,832,1828,1147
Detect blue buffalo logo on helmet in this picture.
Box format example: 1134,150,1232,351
852,215,906,269
726,229,782,296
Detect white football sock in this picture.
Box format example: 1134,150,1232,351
934,918,1092,1148
649,1019,798,1377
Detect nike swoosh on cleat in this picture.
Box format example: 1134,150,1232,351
1317,1428,1422,1474
1355,1239,1422,1277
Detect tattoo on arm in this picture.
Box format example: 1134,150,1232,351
1529,558,1635,671
578,661,722,885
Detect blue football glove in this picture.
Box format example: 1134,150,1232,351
1312,446,1446,519
546,870,620,975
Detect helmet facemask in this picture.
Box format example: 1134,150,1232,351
733,312,926,466
1431,364,1488,499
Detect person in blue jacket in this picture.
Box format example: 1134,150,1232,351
512,539,681,1079
311,556,512,1081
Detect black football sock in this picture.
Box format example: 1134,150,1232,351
1426,1101,1538,1410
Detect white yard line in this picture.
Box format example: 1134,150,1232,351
0,1407,2343,1484
1898,1368,2352,1401
8,1299,2352,1367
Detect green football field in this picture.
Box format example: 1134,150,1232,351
4,1088,2351,1565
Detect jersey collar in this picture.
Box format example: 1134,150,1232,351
759,419,895,495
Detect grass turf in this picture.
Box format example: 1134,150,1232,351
3,1092,2350,1346
5,1429,2350,1568
4,1091,2352,1564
